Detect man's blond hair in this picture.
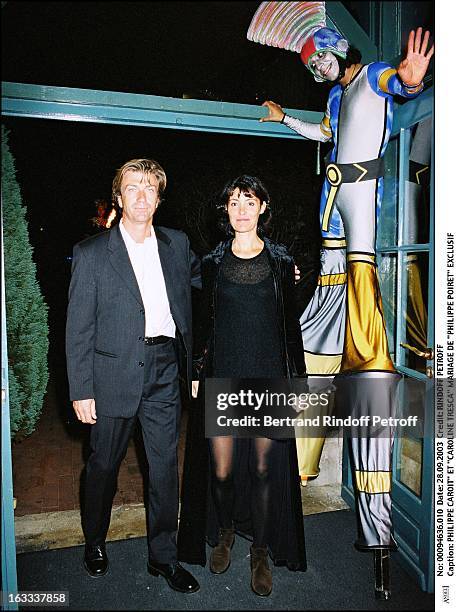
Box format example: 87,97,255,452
112,159,167,205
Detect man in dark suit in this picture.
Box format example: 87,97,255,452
66,158,201,593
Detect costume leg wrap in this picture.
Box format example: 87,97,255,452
338,370,399,550
345,372,399,550
297,246,346,477
336,258,397,548
341,260,395,373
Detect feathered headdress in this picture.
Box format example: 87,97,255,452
247,2,349,82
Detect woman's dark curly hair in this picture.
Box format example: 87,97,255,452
216,175,272,237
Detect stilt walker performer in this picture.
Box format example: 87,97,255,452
247,1,433,598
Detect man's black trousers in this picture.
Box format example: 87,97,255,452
82,339,181,564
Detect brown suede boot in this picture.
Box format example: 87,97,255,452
209,527,235,574
250,546,272,596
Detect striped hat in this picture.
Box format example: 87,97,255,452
247,2,348,81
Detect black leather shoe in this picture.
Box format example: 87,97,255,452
147,561,200,593
84,544,109,577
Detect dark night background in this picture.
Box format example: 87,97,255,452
2,1,331,374
1,1,433,394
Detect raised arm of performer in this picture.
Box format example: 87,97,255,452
260,27,434,139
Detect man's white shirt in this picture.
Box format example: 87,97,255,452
119,220,175,338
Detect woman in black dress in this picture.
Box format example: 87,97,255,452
178,175,306,596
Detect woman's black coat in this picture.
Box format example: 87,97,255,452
177,237,307,570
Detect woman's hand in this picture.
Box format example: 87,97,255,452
192,380,200,398
260,100,285,123
294,265,301,283
397,27,434,87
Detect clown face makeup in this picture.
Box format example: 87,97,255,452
309,50,340,82
300,27,349,82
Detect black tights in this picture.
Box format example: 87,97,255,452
209,437,273,547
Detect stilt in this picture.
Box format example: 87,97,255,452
374,549,391,600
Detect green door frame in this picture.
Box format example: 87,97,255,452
1,81,323,138
2,208,18,610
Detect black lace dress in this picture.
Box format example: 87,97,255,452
213,249,283,377
178,244,306,571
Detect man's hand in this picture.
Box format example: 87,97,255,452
73,398,97,424
192,381,200,399
397,27,434,87
260,100,285,123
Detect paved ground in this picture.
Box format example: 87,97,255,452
17,513,435,611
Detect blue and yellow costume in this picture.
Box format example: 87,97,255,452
285,61,423,373
283,60,423,549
